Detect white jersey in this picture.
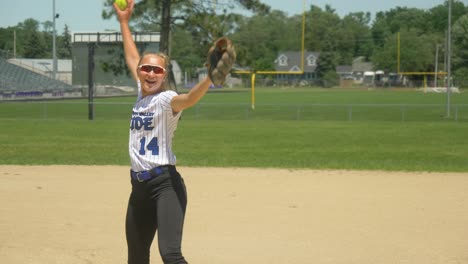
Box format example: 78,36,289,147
128,84,182,172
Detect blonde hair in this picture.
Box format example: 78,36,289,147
138,52,170,67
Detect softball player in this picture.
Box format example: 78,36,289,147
115,1,213,263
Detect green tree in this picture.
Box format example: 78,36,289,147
339,12,373,63
14,18,42,58
230,10,294,70
23,30,47,58
169,26,204,79
0,27,15,57
371,29,435,73
102,0,270,81
452,13,468,87
304,5,341,52
428,0,468,33
102,0,270,55
57,25,72,59
42,21,53,33
182,9,244,62
316,51,338,87
14,18,48,58
371,7,430,51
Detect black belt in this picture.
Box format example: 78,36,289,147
130,166,171,182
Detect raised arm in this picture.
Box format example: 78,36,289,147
114,0,139,81
171,37,236,113
171,77,212,113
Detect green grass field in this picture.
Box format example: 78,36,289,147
1,87,467,172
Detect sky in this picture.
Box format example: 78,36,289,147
1,0,467,34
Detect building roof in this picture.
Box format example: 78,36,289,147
352,61,373,72
336,65,353,73
274,51,320,73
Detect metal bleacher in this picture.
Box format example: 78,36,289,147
0,56,73,99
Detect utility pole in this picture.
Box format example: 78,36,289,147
52,0,58,80
160,0,177,92
160,0,171,54
88,43,95,120
434,44,440,88
446,0,452,117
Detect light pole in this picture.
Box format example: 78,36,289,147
434,44,440,88
446,0,452,118
52,0,58,80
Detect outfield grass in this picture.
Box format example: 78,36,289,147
1,88,467,172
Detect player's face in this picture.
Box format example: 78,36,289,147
138,55,167,96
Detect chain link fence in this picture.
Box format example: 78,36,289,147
1,101,467,122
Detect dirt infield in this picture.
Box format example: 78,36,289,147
1,165,468,264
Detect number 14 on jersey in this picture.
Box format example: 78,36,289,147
139,137,159,155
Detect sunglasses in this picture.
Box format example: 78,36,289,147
138,64,166,74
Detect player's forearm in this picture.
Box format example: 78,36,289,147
171,77,212,112
186,77,212,104
120,21,139,79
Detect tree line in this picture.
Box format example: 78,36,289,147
0,18,72,60
1,0,467,87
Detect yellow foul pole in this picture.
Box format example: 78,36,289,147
251,73,256,110
235,0,307,110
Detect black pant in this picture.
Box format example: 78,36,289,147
126,166,188,264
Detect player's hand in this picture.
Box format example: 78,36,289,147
114,0,135,24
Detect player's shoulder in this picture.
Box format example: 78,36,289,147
158,90,178,102
160,90,178,97
150,90,178,109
